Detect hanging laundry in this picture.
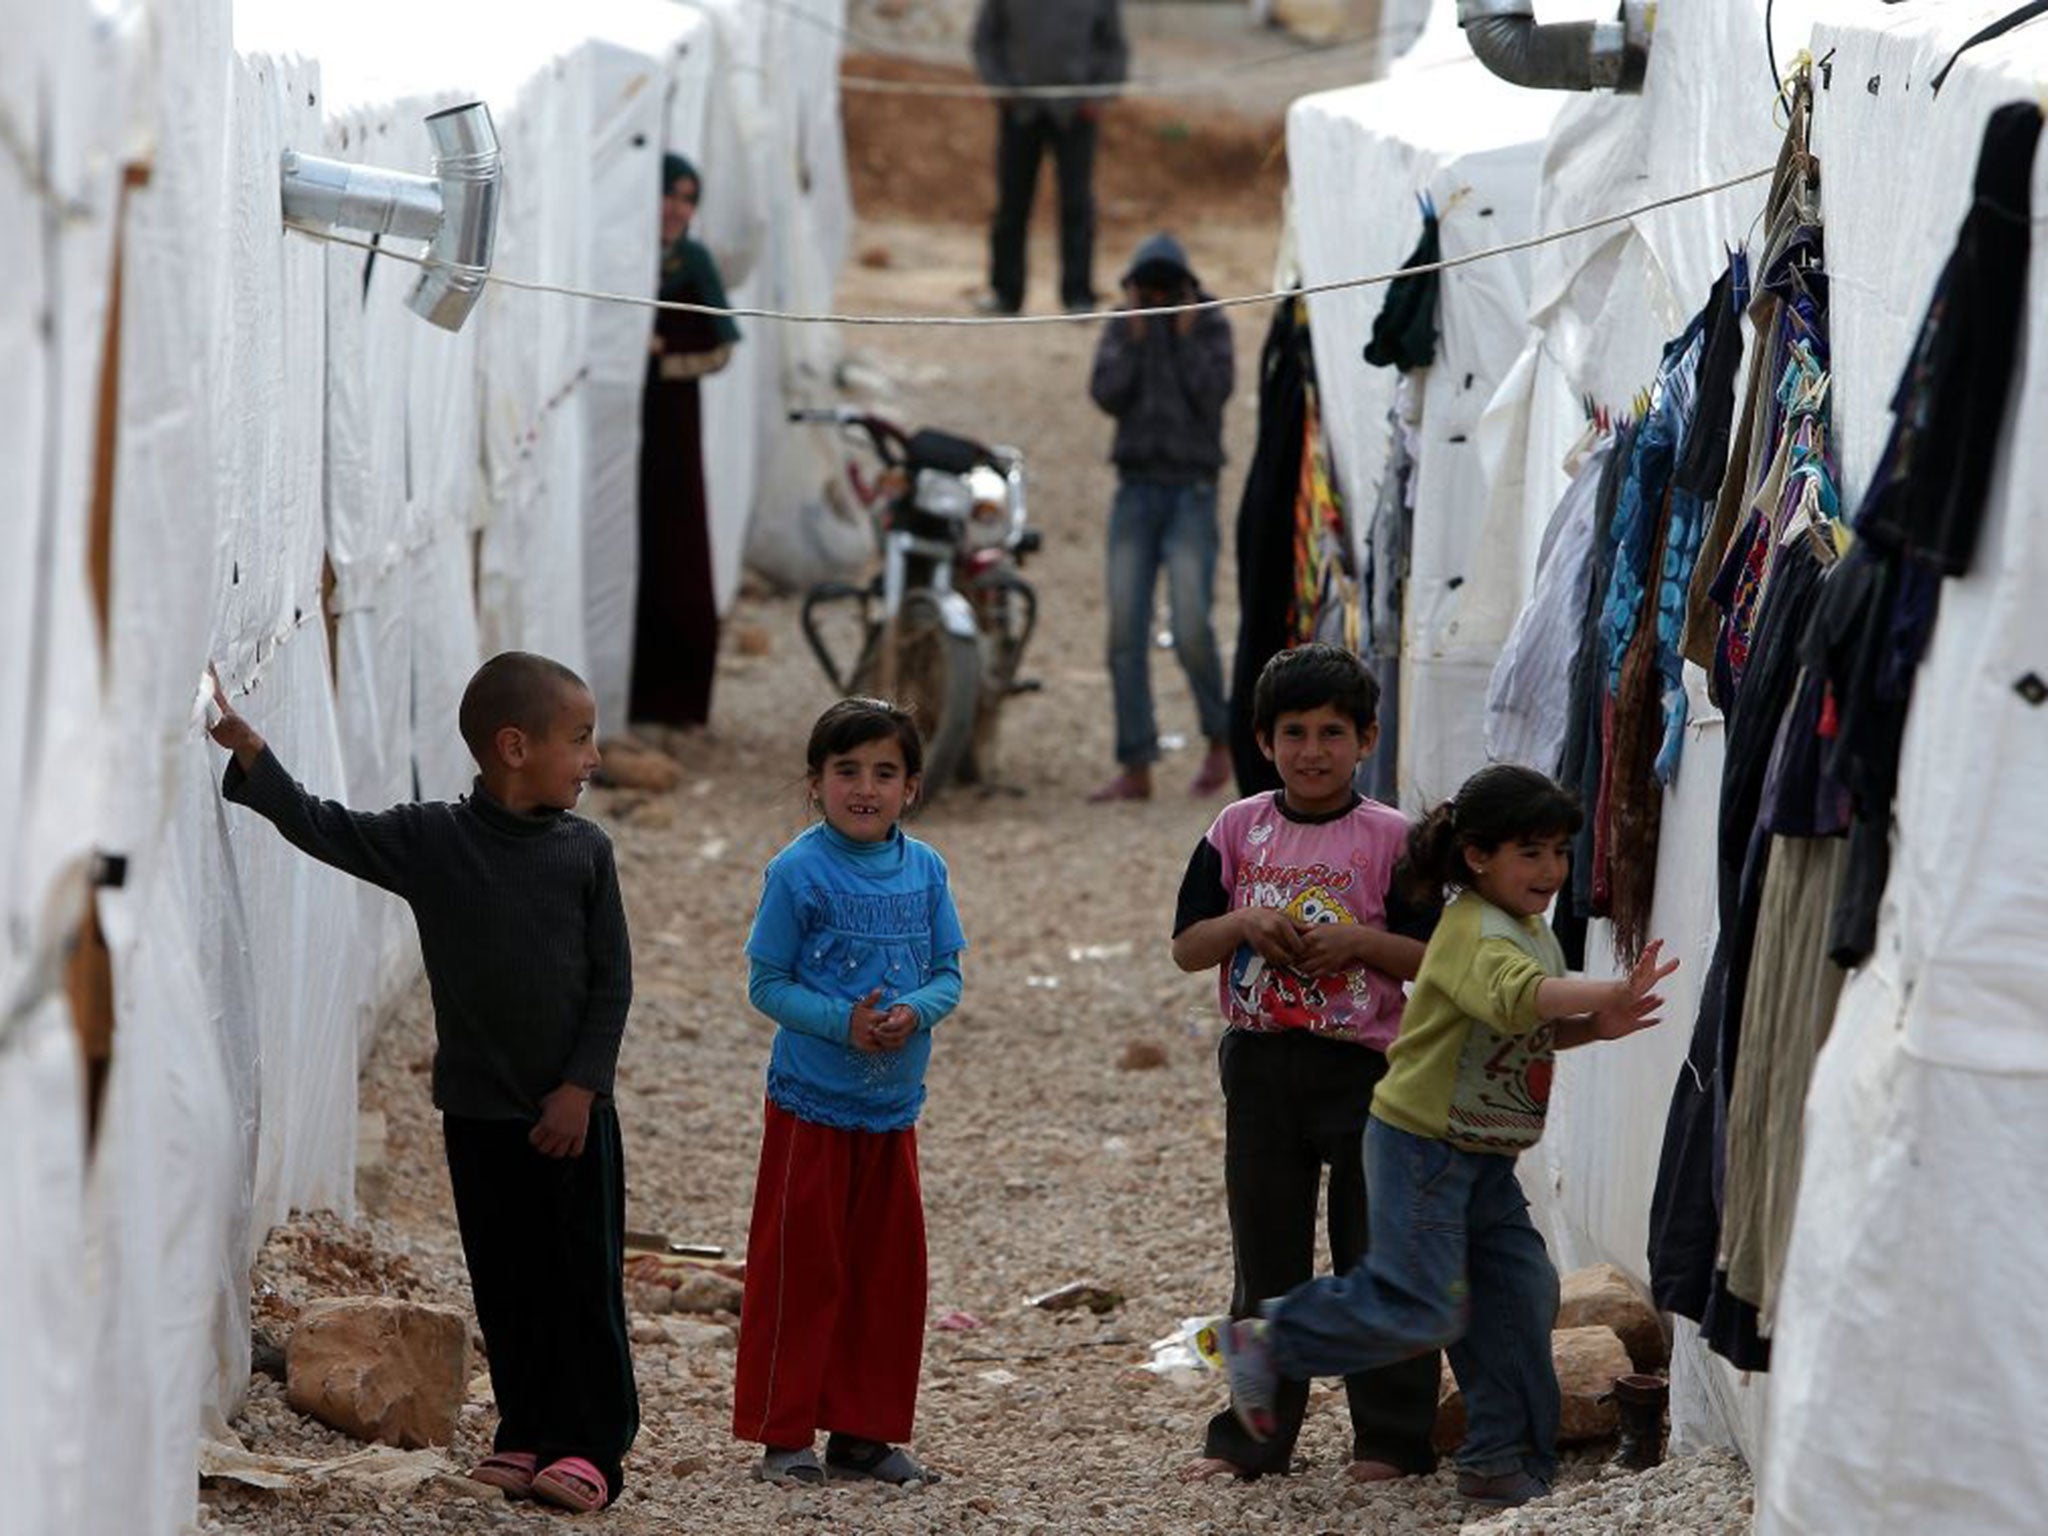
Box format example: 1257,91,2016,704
1647,62,1843,1373
1647,542,1831,1373
1684,79,1821,693
1485,429,1614,777
1805,98,2042,965
1290,361,1352,650
1359,375,1422,807
1227,298,1313,796
1557,415,1637,963
1363,196,1441,371
1653,256,1751,783
1717,652,1854,1328
1597,310,1706,964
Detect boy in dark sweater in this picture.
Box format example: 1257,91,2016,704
208,651,636,1513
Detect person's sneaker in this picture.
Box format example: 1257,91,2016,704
1455,1468,1550,1507
1213,1317,1280,1443
971,291,1020,317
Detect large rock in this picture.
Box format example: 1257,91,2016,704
671,1268,744,1315
1433,1325,1633,1450
1557,1263,1668,1370
598,739,682,793
286,1297,471,1449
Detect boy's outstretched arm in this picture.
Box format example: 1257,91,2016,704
208,670,422,897
207,674,267,773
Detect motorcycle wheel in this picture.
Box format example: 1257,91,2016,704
850,593,981,800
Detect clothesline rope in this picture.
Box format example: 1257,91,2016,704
289,162,1777,329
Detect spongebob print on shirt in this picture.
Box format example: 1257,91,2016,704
1228,880,1377,1033
1196,793,1413,1051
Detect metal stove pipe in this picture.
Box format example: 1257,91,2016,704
1457,0,1652,94
406,103,499,331
279,101,500,332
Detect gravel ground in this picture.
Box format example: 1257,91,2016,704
197,30,1754,1534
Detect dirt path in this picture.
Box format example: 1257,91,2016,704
198,32,1754,1536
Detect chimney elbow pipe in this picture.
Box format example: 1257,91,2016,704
279,101,500,332
1457,0,1651,93
407,102,500,332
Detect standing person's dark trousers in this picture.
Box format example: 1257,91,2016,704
989,106,1098,314
1205,1029,1442,1476
444,1106,640,1502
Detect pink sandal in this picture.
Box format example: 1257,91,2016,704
531,1455,608,1513
469,1450,538,1497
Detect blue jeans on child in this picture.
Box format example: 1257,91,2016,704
1264,1118,1561,1483
1105,479,1232,767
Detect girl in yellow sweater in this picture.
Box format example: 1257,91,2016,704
1210,763,1676,1509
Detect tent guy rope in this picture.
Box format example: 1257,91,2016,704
289,162,1778,329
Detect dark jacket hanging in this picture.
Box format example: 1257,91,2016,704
1228,299,1311,795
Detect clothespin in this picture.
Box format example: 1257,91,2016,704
1416,189,1437,223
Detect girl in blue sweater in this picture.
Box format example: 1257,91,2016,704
733,698,966,1488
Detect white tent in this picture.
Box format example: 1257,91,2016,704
1287,1,1775,1458
1292,0,2048,1515
1761,9,2048,1532
1287,30,1564,807
0,3,846,1532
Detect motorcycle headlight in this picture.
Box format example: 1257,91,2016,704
913,470,974,519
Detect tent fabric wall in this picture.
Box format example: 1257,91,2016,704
0,2,844,1531
0,2,120,1532
1294,0,2048,1498
719,0,860,606
1287,0,1796,1464
1466,0,1790,1461
1285,59,1559,807
1760,13,2048,1532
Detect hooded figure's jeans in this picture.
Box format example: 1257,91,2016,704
1104,478,1230,767
1265,1118,1562,1483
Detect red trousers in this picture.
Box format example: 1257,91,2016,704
731,1099,928,1447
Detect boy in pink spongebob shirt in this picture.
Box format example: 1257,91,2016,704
1170,644,1441,1484
1208,798,1410,1045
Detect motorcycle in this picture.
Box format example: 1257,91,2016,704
792,407,1041,800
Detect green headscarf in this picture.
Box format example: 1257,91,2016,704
660,153,741,345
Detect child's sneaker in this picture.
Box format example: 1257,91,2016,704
1210,1317,1280,1442
1455,1468,1550,1507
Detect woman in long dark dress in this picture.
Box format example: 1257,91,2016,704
632,153,742,731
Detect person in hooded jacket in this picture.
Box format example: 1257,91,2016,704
1087,232,1236,802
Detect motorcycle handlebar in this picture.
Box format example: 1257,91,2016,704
788,406,913,467
788,409,1024,482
